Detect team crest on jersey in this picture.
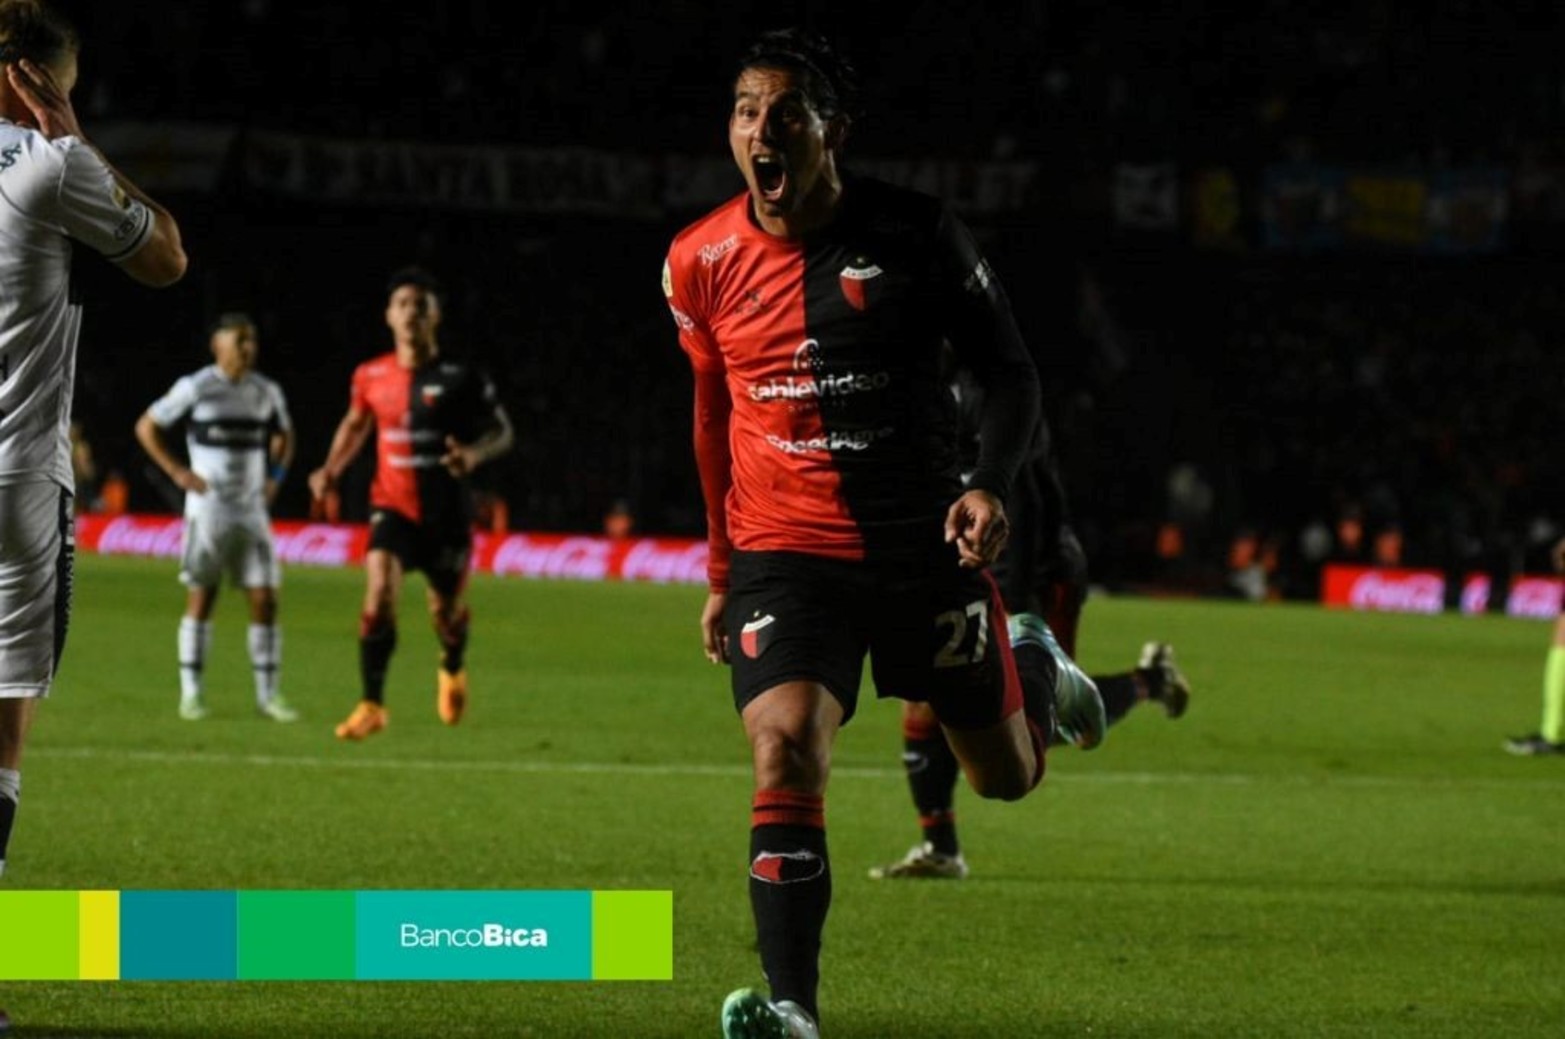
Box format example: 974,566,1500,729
839,258,883,311
740,613,776,659
420,384,445,408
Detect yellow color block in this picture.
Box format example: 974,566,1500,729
77,890,120,980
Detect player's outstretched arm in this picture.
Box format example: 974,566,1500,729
308,407,372,501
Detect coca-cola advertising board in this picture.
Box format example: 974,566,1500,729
1322,564,1562,619
75,514,708,585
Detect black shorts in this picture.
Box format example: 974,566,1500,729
367,508,470,598
724,548,1023,729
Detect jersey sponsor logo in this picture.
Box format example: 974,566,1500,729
791,338,821,372
750,849,825,885
739,612,775,659
747,369,891,404
764,426,896,455
839,258,883,311
698,233,738,266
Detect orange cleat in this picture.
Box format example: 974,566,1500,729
334,700,387,741
437,668,467,725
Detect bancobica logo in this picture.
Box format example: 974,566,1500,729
400,922,550,949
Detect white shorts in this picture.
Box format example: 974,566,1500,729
0,482,73,698
180,508,280,589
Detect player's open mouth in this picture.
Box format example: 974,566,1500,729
753,154,787,201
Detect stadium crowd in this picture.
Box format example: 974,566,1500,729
52,0,1565,600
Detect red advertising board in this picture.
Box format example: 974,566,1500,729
1321,564,1562,619
75,514,708,585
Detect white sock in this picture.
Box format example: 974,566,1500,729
179,618,213,700
249,623,281,705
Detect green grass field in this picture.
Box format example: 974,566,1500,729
3,553,1563,1037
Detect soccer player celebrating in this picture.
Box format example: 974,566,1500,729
665,28,1098,1039
135,313,297,723
0,0,187,886
308,268,513,740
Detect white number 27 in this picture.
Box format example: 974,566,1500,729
933,600,989,668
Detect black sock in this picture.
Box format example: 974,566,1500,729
1095,673,1140,726
901,723,961,855
359,613,397,705
0,791,16,868
436,607,470,673
749,791,829,1023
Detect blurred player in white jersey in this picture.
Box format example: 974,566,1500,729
136,313,297,722
0,0,186,907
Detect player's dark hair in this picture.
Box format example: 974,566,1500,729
0,0,79,69
386,265,443,304
736,27,861,124
209,311,254,336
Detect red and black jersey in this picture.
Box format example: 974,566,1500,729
349,352,502,528
665,175,1040,580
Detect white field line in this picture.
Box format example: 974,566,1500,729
29,745,1565,792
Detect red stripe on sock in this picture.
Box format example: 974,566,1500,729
918,810,955,828
751,790,824,830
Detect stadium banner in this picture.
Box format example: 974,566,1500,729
75,514,708,585
1262,164,1509,253
228,130,1042,217
1321,564,1561,619
0,889,671,981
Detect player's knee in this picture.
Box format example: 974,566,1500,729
749,725,830,792
969,765,1033,802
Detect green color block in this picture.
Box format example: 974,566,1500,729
591,891,672,980
0,891,79,980
237,891,356,980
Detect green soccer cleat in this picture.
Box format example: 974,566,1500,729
868,841,969,880
258,696,300,723
720,988,819,1039
1009,612,1106,749
178,694,209,721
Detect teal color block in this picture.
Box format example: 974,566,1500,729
120,891,237,980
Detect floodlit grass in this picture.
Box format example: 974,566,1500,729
3,554,1562,1037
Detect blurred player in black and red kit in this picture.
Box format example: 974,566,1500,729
665,28,1106,1039
870,364,1193,880
308,268,513,741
